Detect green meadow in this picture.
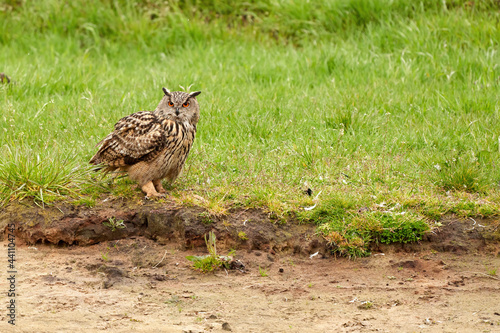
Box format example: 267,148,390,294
1,0,500,256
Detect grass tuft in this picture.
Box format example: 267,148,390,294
0,145,90,206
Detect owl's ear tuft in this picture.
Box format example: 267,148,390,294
189,91,201,98
162,87,171,96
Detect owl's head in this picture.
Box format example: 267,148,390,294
155,88,201,125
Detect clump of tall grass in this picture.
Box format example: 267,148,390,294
0,145,90,206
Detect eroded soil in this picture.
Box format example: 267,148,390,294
1,201,500,332
1,236,500,333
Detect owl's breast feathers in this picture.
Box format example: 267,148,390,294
89,111,195,168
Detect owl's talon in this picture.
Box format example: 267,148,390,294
153,179,167,193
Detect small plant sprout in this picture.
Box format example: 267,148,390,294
103,217,126,232
259,266,268,277
186,231,234,273
238,231,248,240
101,247,110,261
358,301,374,310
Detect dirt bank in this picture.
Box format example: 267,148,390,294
2,199,500,256
1,200,326,256
1,200,499,332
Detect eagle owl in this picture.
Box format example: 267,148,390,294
90,88,201,198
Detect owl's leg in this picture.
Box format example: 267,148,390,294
153,179,167,193
141,181,166,199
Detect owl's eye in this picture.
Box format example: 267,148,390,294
168,101,174,107
182,102,190,107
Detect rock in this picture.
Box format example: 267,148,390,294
229,259,245,271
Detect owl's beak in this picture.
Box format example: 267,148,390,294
175,108,180,116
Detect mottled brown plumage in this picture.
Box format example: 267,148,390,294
90,88,201,198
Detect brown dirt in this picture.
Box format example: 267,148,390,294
1,201,500,332
0,200,326,255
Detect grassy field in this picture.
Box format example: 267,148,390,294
1,0,500,256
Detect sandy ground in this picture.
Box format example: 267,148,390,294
1,237,499,333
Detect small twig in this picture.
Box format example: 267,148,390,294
153,250,168,268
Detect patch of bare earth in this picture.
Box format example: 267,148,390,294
1,201,499,332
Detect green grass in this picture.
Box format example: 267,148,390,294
186,231,233,273
1,0,500,256
307,195,430,257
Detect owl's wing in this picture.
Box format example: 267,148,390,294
90,111,165,167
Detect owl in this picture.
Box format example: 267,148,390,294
90,88,201,198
